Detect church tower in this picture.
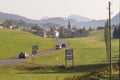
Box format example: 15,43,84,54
67,21,71,29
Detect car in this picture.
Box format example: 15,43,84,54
61,43,66,48
55,45,61,50
19,52,29,59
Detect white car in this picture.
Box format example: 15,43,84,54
55,45,61,50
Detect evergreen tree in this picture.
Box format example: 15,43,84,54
113,27,120,39
113,27,117,38
118,26,120,38
3,20,14,28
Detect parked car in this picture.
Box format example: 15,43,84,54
19,52,29,59
55,45,61,50
61,43,66,48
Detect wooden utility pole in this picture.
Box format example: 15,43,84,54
108,1,112,80
118,19,120,80
119,0,120,79
119,20,120,80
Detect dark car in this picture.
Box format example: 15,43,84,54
61,43,66,48
55,45,61,50
19,52,29,59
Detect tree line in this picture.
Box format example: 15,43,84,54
113,26,120,39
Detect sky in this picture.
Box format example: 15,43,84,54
0,0,119,20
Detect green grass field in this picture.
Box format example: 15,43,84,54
0,65,83,80
25,30,119,65
0,64,112,80
0,28,56,59
0,29,119,80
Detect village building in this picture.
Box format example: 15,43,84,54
64,21,78,38
53,30,59,38
0,26,3,28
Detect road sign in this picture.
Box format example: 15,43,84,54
32,45,38,51
65,49,74,67
65,49,73,55
66,56,73,60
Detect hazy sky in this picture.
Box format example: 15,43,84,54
0,0,119,20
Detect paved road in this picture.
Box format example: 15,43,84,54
0,38,68,65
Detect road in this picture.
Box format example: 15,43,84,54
0,38,68,65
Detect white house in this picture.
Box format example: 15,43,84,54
0,26,3,28
53,30,59,38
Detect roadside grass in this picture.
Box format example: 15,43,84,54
25,30,119,65
0,64,110,80
0,65,80,80
0,28,56,59
0,64,119,80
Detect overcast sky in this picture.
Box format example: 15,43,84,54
0,0,119,20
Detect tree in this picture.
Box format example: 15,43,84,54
31,24,39,30
113,27,120,39
113,27,118,38
58,26,65,38
118,26,120,38
3,20,14,28
88,27,94,32
104,20,110,62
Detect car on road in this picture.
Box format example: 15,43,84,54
55,45,61,50
19,52,29,59
61,43,66,48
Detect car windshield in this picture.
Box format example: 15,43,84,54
56,45,61,47
20,53,24,55
56,45,59,47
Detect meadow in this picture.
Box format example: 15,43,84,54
25,30,119,65
0,28,56,59
0,64,112,80
0,29,119,80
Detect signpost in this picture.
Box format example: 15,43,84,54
31,45,38,63
65,49,74,67
32,45,38,55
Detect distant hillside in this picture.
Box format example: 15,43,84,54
67,15,91,22
0,11,119,28
39,17,78,27
112,12,120,25
40,17,66,25
39,13,120,28
75,20,106,28
0,12,39,23
39,17,106,28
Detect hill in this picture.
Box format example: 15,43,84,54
67,15,91,22
0,12,39,23
0,11,119,28
112,12,120,25
0,28,55,59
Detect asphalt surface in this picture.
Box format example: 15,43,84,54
0,38,68,65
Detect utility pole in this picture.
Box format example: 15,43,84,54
119,30,120,79
119,0,120,79
118,18,120,80
108,1,112,80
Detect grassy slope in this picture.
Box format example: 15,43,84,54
26,30,119,65
0,28,56,59
0,29,119,80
